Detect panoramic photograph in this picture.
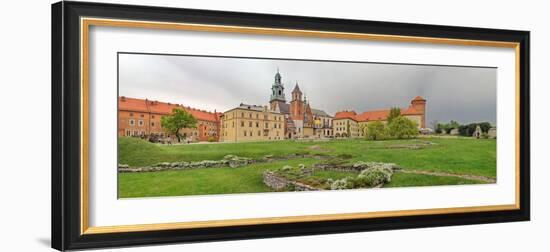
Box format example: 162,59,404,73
117,53,497,198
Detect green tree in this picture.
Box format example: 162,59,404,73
388,116,419,139
161,108,197,142
365,121,387,140
478,122,492,133
387,107,401,125
448,120,460,133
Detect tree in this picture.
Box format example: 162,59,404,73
161,108,197,142
478,122,492,133
388,116,419,139
365,121,387,140
458,124,469,136
448,120,460,133
430,120,439,132
435,123,445,134
387,107,401,125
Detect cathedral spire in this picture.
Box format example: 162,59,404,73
270,69,285,104
292,81,302,94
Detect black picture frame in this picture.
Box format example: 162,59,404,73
51,1,530,251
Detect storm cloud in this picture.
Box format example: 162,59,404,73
119,53,496,126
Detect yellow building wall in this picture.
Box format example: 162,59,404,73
404,115,422,129
220,108,285,142
302,127,314,138
333,118,362,138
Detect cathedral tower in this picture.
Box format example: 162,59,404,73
269,69,286,110
290,82,304,120
411,96,426,128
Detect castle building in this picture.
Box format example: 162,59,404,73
119,71,426,143
219,104,285,142
269,70,332,139
118,96,221,142
333,96,427,138
313,109,334,138
333,111,363,138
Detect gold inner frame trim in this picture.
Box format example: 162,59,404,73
80,17,521,235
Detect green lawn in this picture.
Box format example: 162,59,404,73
384,172,483,188
118,137,496,198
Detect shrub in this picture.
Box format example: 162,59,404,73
365,121,388,140
207,136,216,142
328,163,394,189
357,166,393,185
330,178,350,190
388,116,419,139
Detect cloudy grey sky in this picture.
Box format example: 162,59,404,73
119,53,496,125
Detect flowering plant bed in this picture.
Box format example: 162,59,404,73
263,162,396,191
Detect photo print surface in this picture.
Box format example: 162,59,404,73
117,52,497,198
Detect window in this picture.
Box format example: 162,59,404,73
258,130,261,136
249,121,252,127
256,114,259,119
151,122,155,127
265,123,269,128
249,113,252,118
241,112,244,118
241,121,244,127
256,122,259,127
244,131,247,136
140,114,144,118
125,129,131,136
138,120,144,126
152,115,155,119
129,119,135,126
129,113,134,117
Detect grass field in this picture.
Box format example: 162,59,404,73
118,137,496,198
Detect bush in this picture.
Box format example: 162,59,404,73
207,136,216,142
330,178,351,190
355,166,393,187
328,163,394,189
388,116,419,139
365,121,388,140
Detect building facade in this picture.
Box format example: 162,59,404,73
119,71,427,143
220,104,285,142
269,70,332,139
118,97,221,142
313,109,334,138
333,111,363,138
332,96,427,138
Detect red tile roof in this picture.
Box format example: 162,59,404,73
334,111,357,120
402,106,422,115
356,110,390,121
412,96,426,101
334,96,425,122
119,96,220,122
